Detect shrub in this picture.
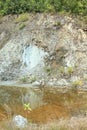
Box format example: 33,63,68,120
0,0,87,16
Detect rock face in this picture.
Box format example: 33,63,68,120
22,45,47,70
0,14,87,87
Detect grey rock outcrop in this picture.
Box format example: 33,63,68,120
0,14,87,87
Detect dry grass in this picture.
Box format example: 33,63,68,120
1,116,87,130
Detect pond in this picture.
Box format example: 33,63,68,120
0,84,87,124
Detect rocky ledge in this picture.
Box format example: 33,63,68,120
0,13,87,88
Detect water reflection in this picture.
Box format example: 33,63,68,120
0,85,87,123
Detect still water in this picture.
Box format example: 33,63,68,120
0,85,87,123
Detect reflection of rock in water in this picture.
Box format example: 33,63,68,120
1,84,87,123
0,85,44,110
22,89,43,109
0,105,8,121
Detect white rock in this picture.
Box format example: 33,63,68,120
22,44,48,70
13,115,28,128
70,76,80,82
47,81,55,86
32,81,40,86
56,79,70,86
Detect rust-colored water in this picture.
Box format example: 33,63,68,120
0,87,87,124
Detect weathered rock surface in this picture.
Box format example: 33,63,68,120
0,14,87,87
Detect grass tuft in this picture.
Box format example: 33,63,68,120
15,13,28,24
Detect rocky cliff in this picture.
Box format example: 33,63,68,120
0,13,87,88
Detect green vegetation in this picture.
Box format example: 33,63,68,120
54,21,61,27
19,75,37,83
24,103,32,111
67,66,74,76
59,66,74,77
24,103,32,120
59,66,65,74
15,13,28,23
19,23,26,30
19,76,27,82
0,0,87,16
30,76,37,83
45,66,51,75
84,77,87,81
51,127,57,130
72,80,83,88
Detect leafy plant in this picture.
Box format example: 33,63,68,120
24,103,32,119
24,103,32,111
